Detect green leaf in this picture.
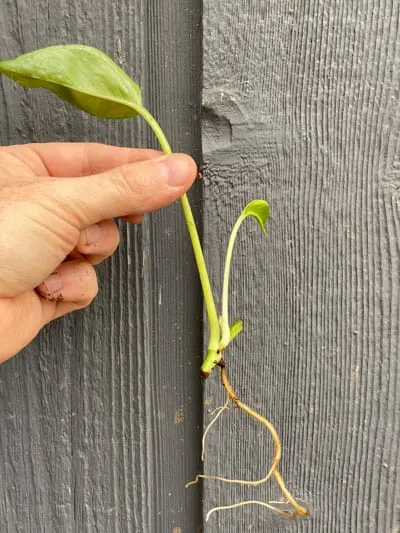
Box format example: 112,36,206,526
242,199,270,234
0,45,142,119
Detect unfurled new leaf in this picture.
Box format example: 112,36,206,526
242,200,270,234
0,45,142,118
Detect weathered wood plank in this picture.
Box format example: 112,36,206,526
202,1,400,531
0,1,202,531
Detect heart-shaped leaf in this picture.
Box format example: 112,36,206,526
242,199,270,234
0,45,142,118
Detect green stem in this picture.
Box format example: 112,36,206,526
220,214,244,348
135,105,221,354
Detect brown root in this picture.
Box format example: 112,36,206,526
219,360,308,517
187,359,309,520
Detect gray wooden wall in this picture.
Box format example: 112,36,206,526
202,1,400,532
1,1,400,532
0,1,203,532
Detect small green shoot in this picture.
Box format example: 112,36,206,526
229,318,244,343
200,199,269,377
221,200,269,348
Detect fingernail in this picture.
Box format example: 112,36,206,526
84,224,102,246
42,272,62,294
161,154,193,187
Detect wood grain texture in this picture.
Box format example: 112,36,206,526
202,1,400,531
0,1,202,532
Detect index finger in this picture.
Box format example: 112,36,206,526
9,142,162,177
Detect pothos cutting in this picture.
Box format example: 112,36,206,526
0,45,308,520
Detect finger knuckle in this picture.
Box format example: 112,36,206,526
114,163,151,199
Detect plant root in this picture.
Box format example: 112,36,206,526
187,359,309,520
186,381,279,488
201,396,230,461
205,500,296,522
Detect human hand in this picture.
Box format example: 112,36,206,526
0,143,197,362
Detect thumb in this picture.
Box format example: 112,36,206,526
44,153,197,226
